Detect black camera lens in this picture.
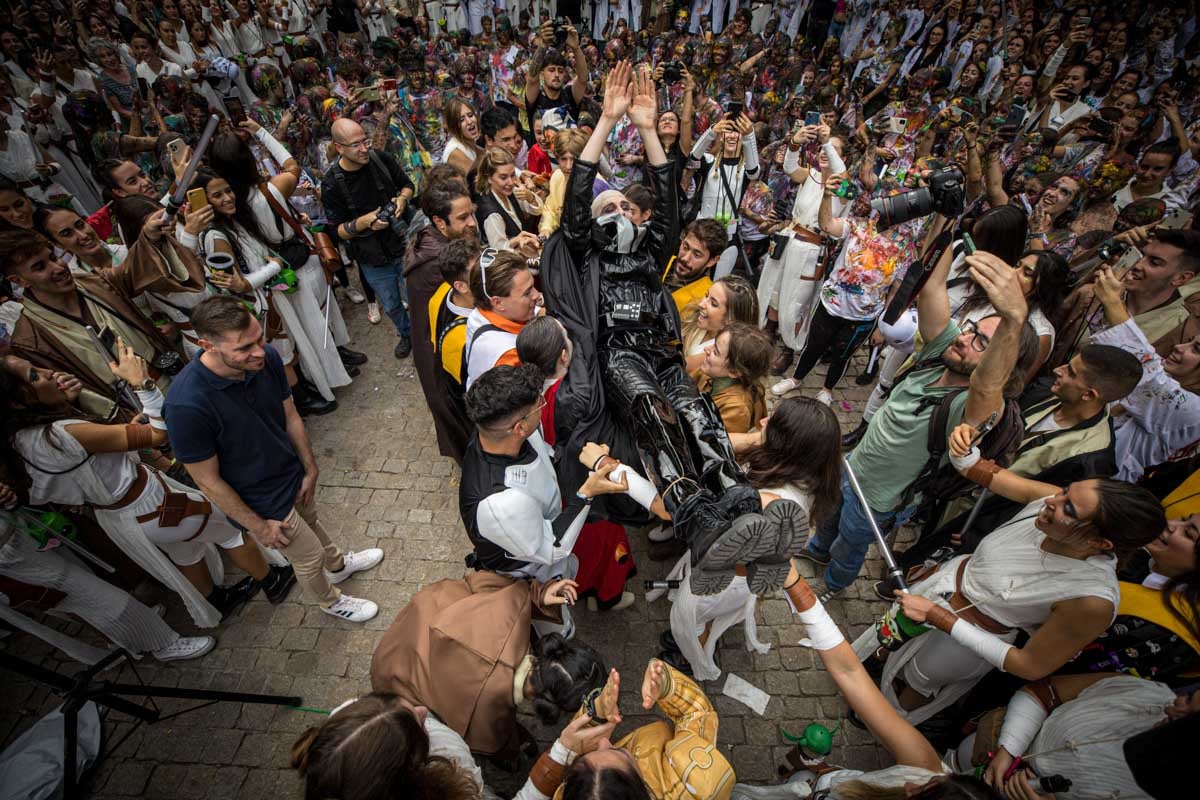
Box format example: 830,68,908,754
871,188,934,229
153,351,185,376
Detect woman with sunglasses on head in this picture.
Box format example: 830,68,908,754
852,424,1166,726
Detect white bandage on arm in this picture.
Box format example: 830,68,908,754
783,144,802,173
134,388,168,430
549,739,576,765
997,689,1049,758
606,464,658,511
253,126,294,166
950,445,981,472
796,601,846,651
949,619,1014,671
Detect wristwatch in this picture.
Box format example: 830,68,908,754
581,687,607,724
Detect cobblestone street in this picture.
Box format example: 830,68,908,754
2,301,901,798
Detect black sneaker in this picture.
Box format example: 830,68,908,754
872,579,899,602
795,548,832,567
336,346,368,366
207,576,261,620
394,336,412,358
660,629,680,653
259,564,297,604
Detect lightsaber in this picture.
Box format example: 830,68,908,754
322,284,332,348
6,510,115,573
163,114,221,225
841,456,907,592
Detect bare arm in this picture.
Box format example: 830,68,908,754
984,149,1009,207
64,421,169,451
915,223,956,342
816,176,846,238
1002,596,1115,680
183,454,269,533
962,252,1028,425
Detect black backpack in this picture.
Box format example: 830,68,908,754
893,360,1026,535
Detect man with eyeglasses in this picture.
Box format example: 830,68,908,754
797,245,1041,601
322,118,417,359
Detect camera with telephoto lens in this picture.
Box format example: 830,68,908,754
871,165,966,230
661,61,683,84
1097,239,1130,262
376,200,410,240
152,351,184,376
553,16,569,46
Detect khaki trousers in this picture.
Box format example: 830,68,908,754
279,499,344,606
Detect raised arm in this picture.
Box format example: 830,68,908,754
783,565,943,772
915,223,957,342
242,119,301,196
566,22,588,105
961,252,1029,425
817,175,847,238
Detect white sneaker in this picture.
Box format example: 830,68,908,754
771,377,801,396
346,287,366,304
366,302,382,324
327,548,384,584
321,594,378,623
153,635,216,662
611,591,636,611
647,523,674,542
816,389,833,406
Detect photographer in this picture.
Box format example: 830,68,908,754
523,19,589,138
322,118,417,359
769,173,930,406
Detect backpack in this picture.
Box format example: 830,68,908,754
893,361,1026,535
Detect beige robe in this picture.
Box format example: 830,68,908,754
9,235,206,414
369,571,561,756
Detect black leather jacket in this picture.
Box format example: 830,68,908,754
560,158,682,343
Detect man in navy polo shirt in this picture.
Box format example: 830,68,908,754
166,297,383,623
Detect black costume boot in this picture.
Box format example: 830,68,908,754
206,577,260,620
258,564,297,604
337,345,368,366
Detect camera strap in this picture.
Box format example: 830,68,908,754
881,224,954,326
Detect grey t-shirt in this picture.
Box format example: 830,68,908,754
847,322,968,511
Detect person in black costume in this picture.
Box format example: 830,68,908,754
540,62,805,596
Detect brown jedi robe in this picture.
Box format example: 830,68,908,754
369,571,561,756
8,234,206,407
405,223,471,463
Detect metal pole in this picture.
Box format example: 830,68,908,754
841,456,908,592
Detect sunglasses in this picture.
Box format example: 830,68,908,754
478,247,499,301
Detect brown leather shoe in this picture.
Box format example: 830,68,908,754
770,345,794,375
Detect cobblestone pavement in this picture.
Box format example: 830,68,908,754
1,299,904,798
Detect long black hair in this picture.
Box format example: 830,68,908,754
742,397,842,525
206,131,275,246
527,633,606,726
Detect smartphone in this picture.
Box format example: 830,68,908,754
186,187,209,211
1056,88,1078,104
1005,104,1027,127
136,77,150,102
948,107,974,125
887,117,908,134
726,100,744,119
962,231,977,255
360,86,381,102
381,78,397,93
805,110,822,127
1074,15,1091,28
226,98,247,124
167,138,185,159
1089,117,1116,136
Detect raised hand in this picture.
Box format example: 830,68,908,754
600,60,632,123
965,251,1027,322
595,667,621,721
641,658,665,709
627,64,658,130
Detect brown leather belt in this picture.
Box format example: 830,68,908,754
950,558,1013,635
96,464,212,537
789,224,824,247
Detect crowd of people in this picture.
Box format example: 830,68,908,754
1,0,1199,798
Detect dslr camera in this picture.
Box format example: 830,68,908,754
871,165,966,230
553,16,569,46
376,200,411,240
661,61,683,84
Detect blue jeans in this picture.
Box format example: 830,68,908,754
805,472,913,592
360,257,410,338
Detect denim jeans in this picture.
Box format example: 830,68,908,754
360,256,410,338
805,472,913,592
